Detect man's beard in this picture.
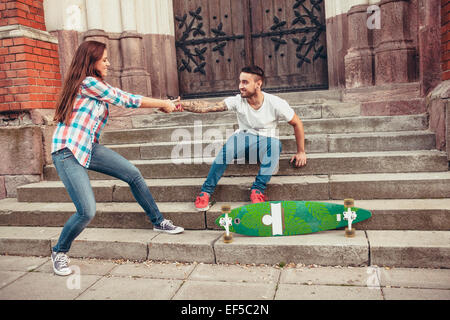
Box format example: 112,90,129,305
240,89,257,98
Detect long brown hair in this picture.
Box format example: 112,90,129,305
54,41,106,125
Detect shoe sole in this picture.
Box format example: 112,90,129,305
195,204,210,211
153,227,185,234
53,269,72,276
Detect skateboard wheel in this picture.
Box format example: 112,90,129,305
221,205,231,213
223,233,233,243
344,199,354,208
345,227,356,238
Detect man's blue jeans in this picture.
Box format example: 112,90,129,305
201,132,282,195
51,143,164,253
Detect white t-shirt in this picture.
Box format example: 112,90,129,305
224,92,295,137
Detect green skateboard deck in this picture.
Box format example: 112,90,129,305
215,201,372,237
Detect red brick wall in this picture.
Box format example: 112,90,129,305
442,0,450,80
0,0,46,30
0,0,62,112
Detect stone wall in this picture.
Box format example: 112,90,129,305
427,0,450,160
0,0,62,199
442,0,450,81
43,0,179,99
325,0,442,117
326,0,442,93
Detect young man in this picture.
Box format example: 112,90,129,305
180,66,307,211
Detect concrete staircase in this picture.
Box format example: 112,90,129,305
1,91,449,268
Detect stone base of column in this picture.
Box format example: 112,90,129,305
120,69,152,97
345,48,374,88
375,40,417,85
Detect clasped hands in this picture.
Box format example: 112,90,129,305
159,96,184,113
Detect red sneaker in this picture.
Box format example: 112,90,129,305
250,189,267,203
195,192,210,211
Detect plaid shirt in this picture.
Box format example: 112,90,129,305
52,76,143,168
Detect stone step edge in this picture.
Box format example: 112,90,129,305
100,130,436,147
0,227,448,268
4,197,450,212
128,113,426,130
102,116,429,135
19,171,450,189
44,149,449,165
1,198,449,232
17,172,450,203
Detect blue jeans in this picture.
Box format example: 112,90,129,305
52,143,164,253
201,132,282,195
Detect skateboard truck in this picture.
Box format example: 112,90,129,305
219,205,233,243
342,199,357,238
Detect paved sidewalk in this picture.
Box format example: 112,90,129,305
1,255,449,302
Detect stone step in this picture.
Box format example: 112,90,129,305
17,172,450,203
0,198,449,232
133,103,362,128
43,151,449,181
343,82,421,103
102,131,436,160
100,114,429,145
180,89,343,105
0,226,448,268
132,103,351,127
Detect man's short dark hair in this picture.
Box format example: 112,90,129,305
241,65,265,82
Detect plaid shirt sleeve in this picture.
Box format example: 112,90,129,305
80,77,143,108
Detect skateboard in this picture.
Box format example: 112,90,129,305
216,200,371,237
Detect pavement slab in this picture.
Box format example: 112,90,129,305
76,276,183,300
173,280,277,300
110,260,196,280
0,271,101,300
382,287,450,300
0,255,449,301
378,268,450,290
188,263,281,284
274,283,384,300
279,266,372,287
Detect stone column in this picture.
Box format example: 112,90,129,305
83,0,119,85
83,0,108,59
119,0,151,96
344,3,375,88
374,0,416,84
85,0,103,31
418,0,441,96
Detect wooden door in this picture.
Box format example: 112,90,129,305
173,0,328,98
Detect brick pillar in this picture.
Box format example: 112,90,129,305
0,0,62,199
0,0,62,113
442,0,450,81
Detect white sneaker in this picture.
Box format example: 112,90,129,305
153,219,184,234
51,251,72,276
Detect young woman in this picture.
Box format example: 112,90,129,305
51,40,184,276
